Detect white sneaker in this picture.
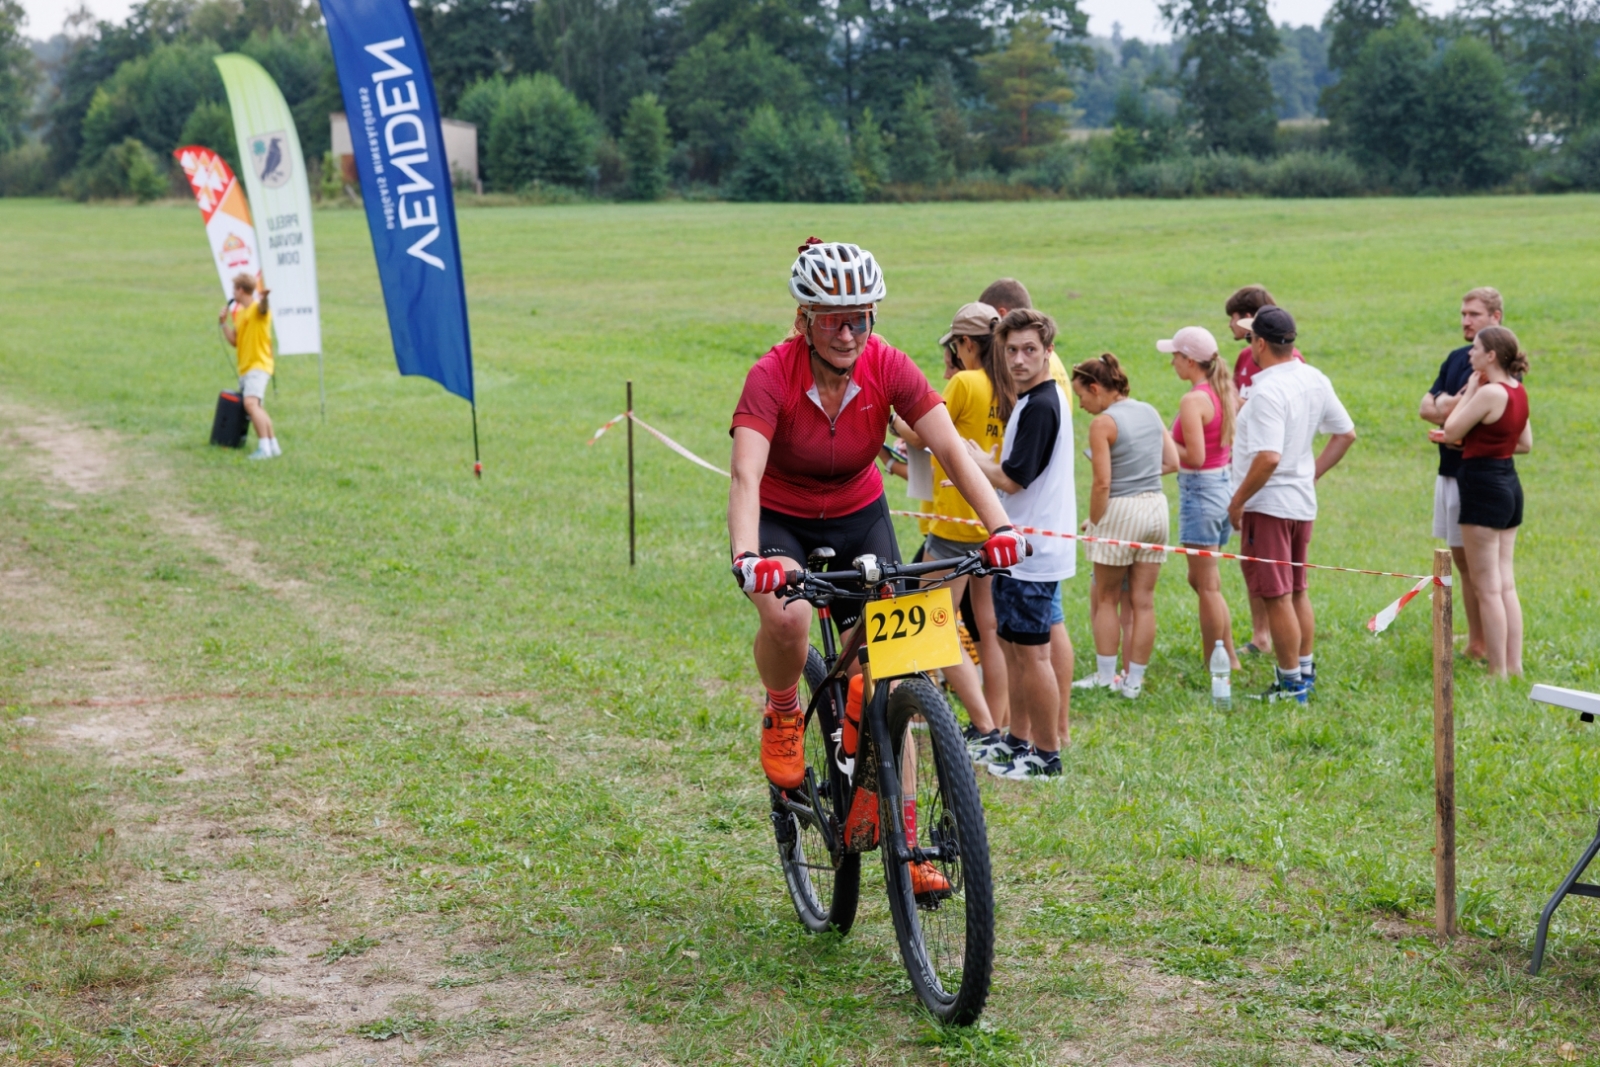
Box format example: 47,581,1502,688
1119,678,1143,699
972,735,1016,767
1072,674,1122,691
268,437,282,457
248,444,275,460
986,751,1062,780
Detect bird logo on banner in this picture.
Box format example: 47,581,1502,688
253,132,290,188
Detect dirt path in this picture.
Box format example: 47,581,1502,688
0,399,668,1066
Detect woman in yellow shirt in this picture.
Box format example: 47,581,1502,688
894,302,1014,748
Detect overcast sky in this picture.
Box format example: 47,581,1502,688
19,0,1455,44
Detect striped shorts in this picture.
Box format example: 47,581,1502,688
1084,491,1170,566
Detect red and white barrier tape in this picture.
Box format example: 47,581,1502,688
587,411,732,477
587,412,627,445
892,510,1441,634
889,510,1429,580
585,415,1442,633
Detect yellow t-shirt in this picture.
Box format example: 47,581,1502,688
931,370,1004,543
234,302,274,377
1049,350,1069,394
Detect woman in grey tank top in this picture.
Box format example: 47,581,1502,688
1069,354,1178,700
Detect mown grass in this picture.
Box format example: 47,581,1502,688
2,195,1600,1063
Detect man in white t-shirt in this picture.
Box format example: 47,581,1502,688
966,308,1076,780
1225,306,1357,703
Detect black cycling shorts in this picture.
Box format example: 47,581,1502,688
759,494,902,633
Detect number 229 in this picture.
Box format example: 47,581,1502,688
871,605,927,643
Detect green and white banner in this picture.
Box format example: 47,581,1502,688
217,53,322,357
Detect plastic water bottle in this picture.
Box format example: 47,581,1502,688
1210,641,1232,708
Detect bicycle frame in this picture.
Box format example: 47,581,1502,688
786,553,990,868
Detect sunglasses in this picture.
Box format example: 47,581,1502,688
805,309,875,337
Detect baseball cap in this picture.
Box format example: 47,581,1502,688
939,301,1000,347
1237,306,1297,345
1155,325,1219,362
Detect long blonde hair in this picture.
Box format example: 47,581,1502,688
1195,352,1237,447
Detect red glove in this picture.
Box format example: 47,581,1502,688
982,525,1026,569
733,551,786,594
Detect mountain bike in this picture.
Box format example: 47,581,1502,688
769,547,997,1024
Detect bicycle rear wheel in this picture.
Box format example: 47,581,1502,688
880,675,994,1024
774,646,860,934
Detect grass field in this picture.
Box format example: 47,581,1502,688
3,194,1600,1066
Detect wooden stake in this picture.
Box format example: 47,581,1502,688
626,380,636,568
1433,547,1457,938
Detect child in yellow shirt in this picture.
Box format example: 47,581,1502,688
219,273,280,459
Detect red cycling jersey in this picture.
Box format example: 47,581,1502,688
732,333,943,519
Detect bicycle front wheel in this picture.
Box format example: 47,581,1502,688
880,675,994,1024
775,646,860,934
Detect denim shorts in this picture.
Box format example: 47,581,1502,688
1177,469,1232,547
1050,583,1065,625
992,574,1057,646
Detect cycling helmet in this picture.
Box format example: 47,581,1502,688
789,239,886,306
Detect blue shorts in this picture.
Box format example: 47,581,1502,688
1051,583,1065,625
993,574,1057,646
1177,469,1232,548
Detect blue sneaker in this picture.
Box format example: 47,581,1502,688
1262,678,1309,705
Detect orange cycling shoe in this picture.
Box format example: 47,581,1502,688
910,861,952,897
760,702,806,790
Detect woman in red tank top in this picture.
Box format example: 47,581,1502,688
1435,326,1532,676
1160,326,1242,669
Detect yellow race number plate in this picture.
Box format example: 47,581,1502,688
863,587,962,678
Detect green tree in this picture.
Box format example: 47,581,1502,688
1422,35,1524,189
46,1,194,176
851,107,890,197
976,15,1075,157
1270,23,1334,119
177,100,238,172
1322,0,1418,71
665,32,814,183
619,91,669,199
889,80,954,185
0,0,37,155
531,0,660,131
726,105,862,201
486,72,600,190
79,135,168,200
1331,21,1430,180
77,39,226,168
414,0,538,115
1162,0,1281,156
725,104,789,199
1515,0,1600,135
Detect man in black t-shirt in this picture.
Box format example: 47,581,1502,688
1419,286,1503,660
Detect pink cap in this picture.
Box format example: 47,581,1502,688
1156,326,1220,362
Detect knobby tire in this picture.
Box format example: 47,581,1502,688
880,675,994,1024
775,646,860,934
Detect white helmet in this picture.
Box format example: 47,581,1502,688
789,239,886,307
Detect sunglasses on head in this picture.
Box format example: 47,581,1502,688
805,308,875,337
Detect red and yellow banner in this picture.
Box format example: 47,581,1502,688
173,145,262,299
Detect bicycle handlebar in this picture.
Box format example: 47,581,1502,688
782,551,993,603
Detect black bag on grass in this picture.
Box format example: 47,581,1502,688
210,390,248,448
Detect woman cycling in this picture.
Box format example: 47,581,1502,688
1069,353,1178,699
892,302,1014,755
1160,326,1241,671
1435,325,1531,677
728,239,1024,798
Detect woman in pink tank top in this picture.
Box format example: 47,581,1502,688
1160,326,1241,668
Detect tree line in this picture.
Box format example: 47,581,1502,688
0,0,1597,201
